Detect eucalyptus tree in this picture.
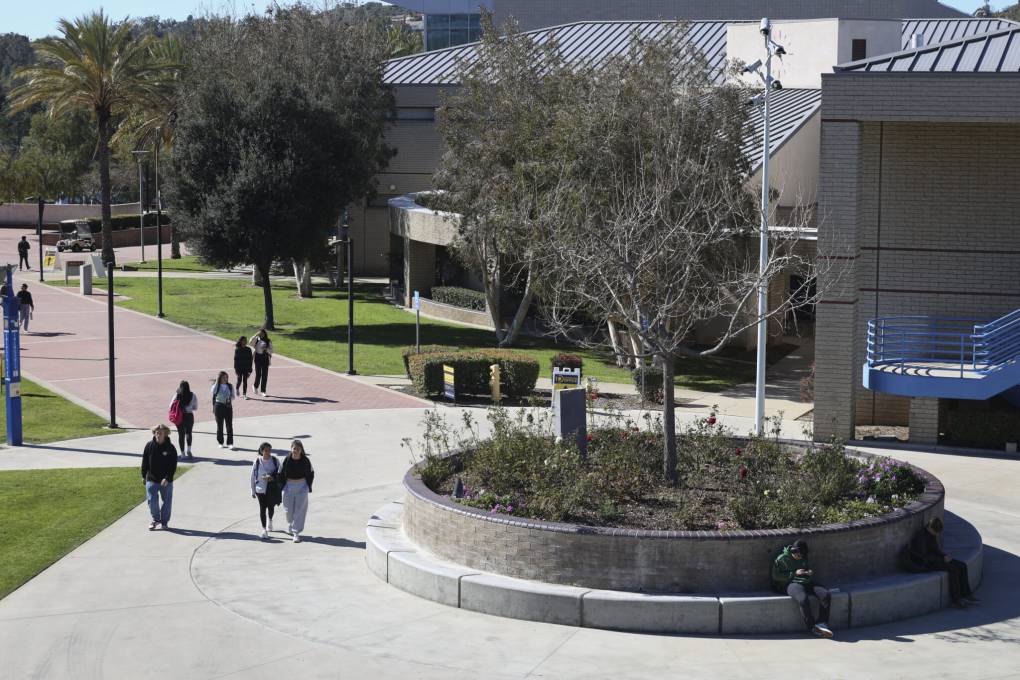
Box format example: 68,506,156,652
8,11,170,265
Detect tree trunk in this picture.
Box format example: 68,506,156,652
170,224,181,259
662,353,678,485
97,109,115,266
292,259,313,298
482,246,504,343
499,269,534,347
252,262,264,287
259,262,275,330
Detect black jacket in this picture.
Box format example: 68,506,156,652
17,240,29,254
141,438,178,483
234,346,253,372
280,454,314,492
16,290,33,307
908,529,946,570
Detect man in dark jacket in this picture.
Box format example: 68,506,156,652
771,539,834,638
17,236,30,270
141,424,178,530
909,516,978,608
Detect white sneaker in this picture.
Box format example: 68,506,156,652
267,519,274,532
292,532,300,543
219,444,225,449
260,529,268,540
228,444,234,451
288,523,294,534
812,624,834,639
242,394,248,400
261,392,267,397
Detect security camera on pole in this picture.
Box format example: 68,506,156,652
743,18,786,436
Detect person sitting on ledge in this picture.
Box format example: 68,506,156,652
908,516,979,609
771,539,834,638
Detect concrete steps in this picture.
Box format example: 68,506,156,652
366,501,983,635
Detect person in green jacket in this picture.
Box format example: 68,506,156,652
771,539,834,638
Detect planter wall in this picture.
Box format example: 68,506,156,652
41,225,172,249
403,451,944,593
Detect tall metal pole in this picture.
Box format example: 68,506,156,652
107,262,118,429
347,234,356,375
155,129,164,318
754,21,773,436
3,266,23,445
36,197,44,282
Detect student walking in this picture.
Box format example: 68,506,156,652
16,284,34,333
141,424,178,530
169,381,198,458
280,440,314,543
234,336,254,399
210,371,235,449
908,516,979,608
250,328,273,397
250,442,281,540
771,539,835,638
17,236,30,270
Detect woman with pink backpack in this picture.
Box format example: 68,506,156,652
169,381,198,459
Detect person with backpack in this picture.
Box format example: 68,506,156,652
16,284,34,333
250,442,281,540
771,539,835,638
234,336,254,400
17,236,30,271
249,328,273,397
169,381,198,458
280,439,314,543
210,371,235,449
141,424,178,530
907,516,979,608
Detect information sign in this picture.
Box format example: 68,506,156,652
443,364,456,401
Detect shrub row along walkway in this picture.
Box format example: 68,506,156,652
11,269,423,429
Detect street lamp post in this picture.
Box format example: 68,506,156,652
132,150,150,263
154,128,164,318
341,215,356,376
36,197,44,282
745,18,786,436
107,261,117,429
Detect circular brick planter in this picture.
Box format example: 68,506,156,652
402,449,945,593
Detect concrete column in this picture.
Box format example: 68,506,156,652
813,121,863,442
908,397,940,446
403,236,436,307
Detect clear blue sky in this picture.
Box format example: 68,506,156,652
2,1,997,40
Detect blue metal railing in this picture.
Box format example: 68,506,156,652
866,309,1020,378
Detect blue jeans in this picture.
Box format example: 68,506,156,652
146,481,173,524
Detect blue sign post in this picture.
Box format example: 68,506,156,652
2,266,23,445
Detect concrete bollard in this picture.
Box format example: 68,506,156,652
490,364,502,403
80,262,93,295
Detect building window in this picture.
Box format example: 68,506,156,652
852,39,867,61
425,13,481,51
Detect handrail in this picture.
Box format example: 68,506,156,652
866,307,1020,378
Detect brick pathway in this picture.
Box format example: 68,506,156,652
4,248,422,428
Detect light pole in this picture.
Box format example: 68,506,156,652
35,197,44,282
154,128,164,318
341,214,355,376
107,261,117,429
132,150,151,263
744,18,786,436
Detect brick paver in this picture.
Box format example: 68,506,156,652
0,229,422,427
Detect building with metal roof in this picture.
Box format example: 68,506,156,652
813,24,1020,448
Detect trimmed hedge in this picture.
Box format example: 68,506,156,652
60,213,171,233
407,350,539,398
400,344,459,379
632,365,663,403
431,286,487,312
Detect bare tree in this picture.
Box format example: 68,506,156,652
533,30,824,483
434,14,576,346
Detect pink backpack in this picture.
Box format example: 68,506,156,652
168,398,184,426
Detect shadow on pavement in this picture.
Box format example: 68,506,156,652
167,527,365,549
300,536,366,549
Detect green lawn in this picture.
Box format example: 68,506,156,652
125,255,217,273
54,276,766,391
0,377,124,444
0,466,187,600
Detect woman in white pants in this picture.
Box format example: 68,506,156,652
280,440,314,542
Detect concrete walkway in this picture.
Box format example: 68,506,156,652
1,408,1019,679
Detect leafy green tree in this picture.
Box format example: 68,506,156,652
8,12,169,265
169,7,394,325
7,110,94,200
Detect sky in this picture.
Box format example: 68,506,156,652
1,0,998,40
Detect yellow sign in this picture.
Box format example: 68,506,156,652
443,364,456,401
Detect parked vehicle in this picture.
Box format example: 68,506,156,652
56,220,96,252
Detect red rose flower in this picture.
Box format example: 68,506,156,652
707,415,717,425
735,447,742,456
586,434,593,442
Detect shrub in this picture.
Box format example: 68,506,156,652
400,345,459,378
430,286,487,312
800,362,815,403
632,365,662,403
550,353,583,370
61,213,171,233
407,350,540,398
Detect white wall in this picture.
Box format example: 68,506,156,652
728,19,901,89
0,202,141,227
748,112,821,209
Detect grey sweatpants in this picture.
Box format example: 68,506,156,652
282,480,309,533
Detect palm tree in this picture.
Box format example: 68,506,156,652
8,11,166,265
116,33,186,257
